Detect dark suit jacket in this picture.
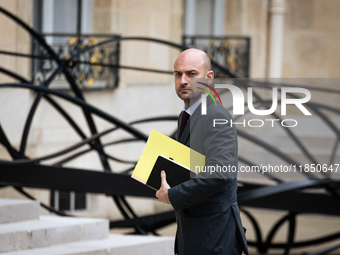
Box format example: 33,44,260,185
168,98,249,255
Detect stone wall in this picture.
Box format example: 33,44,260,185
283,0,340,78
0,0,33,83
224,0,268,78
223,0,340,79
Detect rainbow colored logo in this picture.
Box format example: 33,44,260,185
197,82,222,106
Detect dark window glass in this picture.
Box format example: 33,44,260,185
59,191,71,211
75,192,86,210
50,189,55,208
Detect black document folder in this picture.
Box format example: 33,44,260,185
146,155,197,190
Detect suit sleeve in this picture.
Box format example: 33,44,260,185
168,107,238,211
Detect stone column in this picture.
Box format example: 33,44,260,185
42,0,55,45
267,0,286,78
184,0,196,35
213,0,225,36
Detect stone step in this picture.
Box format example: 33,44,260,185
0,199,39,224
0,215,108,253
0,234,174,255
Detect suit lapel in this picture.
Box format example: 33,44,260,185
189,96,214,128
178,97,215,145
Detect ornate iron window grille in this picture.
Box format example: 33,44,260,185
31,33,120,90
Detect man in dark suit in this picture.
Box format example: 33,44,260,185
156,48,248,255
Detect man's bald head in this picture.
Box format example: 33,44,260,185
174,48,211,73
173,48,214,109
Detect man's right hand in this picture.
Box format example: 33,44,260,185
155,170,171,204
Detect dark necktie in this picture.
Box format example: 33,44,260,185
179,111,190,139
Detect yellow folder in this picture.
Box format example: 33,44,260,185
131,130,205,186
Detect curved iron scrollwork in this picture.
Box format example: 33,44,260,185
0,6,340,255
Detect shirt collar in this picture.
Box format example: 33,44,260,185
183,99,201,116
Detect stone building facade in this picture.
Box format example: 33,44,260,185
0,0,340,253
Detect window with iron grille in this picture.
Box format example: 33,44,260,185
32,0,120,90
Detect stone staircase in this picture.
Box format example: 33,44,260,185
0,199,174,255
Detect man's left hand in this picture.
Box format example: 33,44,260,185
155,170,171,204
